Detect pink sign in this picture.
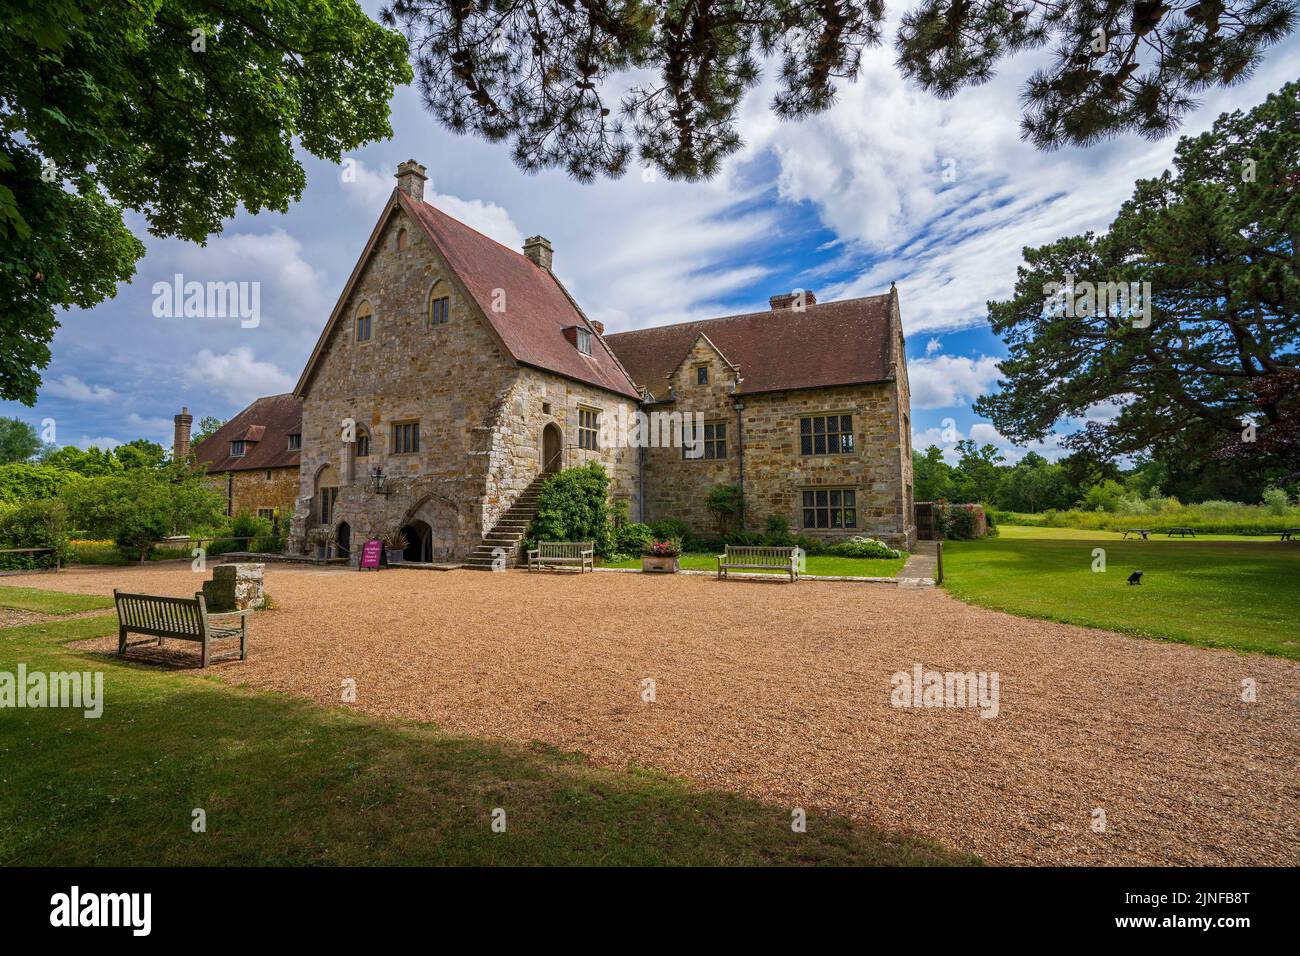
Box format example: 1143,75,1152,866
360,539,383,570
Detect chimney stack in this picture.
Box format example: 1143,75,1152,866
770,290,817,311
590,320,604,335
523,235,553,272
395,159,427,201
173,406,193,461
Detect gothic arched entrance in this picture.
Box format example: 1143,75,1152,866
401,519,432,563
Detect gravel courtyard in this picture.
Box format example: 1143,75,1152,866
30,563,1300,866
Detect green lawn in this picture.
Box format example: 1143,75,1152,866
599,552,908,577
994,524,1286,543
943,528,1300,659
0,585,114,615
0,594,972,866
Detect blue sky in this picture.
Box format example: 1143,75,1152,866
6,6,1298,464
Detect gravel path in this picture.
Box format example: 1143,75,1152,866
28,564,1300,865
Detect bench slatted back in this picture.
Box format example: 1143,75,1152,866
722,546,796,567
114,590,206,639
538,541,593,558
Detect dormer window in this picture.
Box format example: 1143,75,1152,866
576,327,592,355
230,440,246,457
287,433,301,451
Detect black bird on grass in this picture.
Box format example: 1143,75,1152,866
1127,570,1143,585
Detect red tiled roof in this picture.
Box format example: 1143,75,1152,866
192,393,302,473
604,294,897,398
399,192,640,399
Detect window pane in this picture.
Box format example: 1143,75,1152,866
814,434,826,454
831,510,843,528
844,509,856,528
816,510,829,529
844,490,855,506
813,417,825,433
715,441,726,458
800,418,811,434
803,491,814,507
829,490,841,507
841,415,853,432
803,509,816,528
842,434,855,453
816,490,828,506
800,435,812,455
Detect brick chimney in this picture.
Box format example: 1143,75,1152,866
173,406,193,461
590,320,604,335
395,159,427,201
523,235,553,271
770,290,816,311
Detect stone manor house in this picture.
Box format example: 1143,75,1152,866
188,160,915,564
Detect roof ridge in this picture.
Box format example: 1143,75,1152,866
605,292,893,338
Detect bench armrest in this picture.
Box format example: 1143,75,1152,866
205,608,253,620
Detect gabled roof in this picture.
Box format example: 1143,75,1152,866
295,189,640,400
604,293,898,398
192,393,302,473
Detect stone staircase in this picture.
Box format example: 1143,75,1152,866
463,476,546,570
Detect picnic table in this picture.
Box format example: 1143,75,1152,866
1122,529,1152,540
1165,527,1197,538
1274,528,1300,541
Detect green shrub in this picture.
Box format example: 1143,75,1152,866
0,499,69,569
1262,486,1291,515
0,463,79,505
525,462,614,556
650,518,690,541
705,484,742,534
113,509,171,563
614,522,654,556
725,529,764,546
826,536,902,559
948,506,979,540
685,533,725,553
762,515,794,546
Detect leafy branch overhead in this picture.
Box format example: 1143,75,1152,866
0,0,412,404
382,0,1295,181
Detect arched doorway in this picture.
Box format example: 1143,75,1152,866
314,465,339,525
336,521,351,558
401,520,432,563
542,423,562,474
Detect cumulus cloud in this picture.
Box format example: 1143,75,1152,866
913,419,1070,465
41,375,118,403
908,354,1003,410
185,348,295,405
924,337,942,356
74,436,123,452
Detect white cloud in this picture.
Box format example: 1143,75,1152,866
924,337,942,356
913,419,1069,465
42,375,117,403
185,348,294,405
909,354,1003,410
74,436,123,452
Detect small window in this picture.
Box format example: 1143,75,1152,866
542,402,552,416
319,487,338,525
576,328,592,355
802,489,857,530
799,414,854,455
392,421,419,454
265,469,272,480
257,508,275,521
396,227,408,251
355,304,373,342
578,408,599,450
429,294,449,326
684,421,726,460
696,365,709,385
355,432,370,458
230,440,246,457
287,433,301,451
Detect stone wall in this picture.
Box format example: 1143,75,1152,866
212,467,301,521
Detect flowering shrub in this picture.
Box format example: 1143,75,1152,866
644,539,681,557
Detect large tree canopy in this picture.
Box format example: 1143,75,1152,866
381,0,1295,182
0,0,412,404
976,80,1300,480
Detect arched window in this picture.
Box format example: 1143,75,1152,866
347,425,370,483
428,280,450,327
396,227,408,251
355,302,373,342
314,465,339,525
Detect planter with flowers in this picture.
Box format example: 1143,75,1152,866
641,539,681,573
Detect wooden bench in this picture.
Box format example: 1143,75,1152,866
717,545,800,582
1122,529,1152,540
113,589,251,668
527,541,594,572
1165,527,1197,538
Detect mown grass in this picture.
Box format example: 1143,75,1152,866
943,529,1300,659
598,552,908,577
0,596,973,866
0,585,113,615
